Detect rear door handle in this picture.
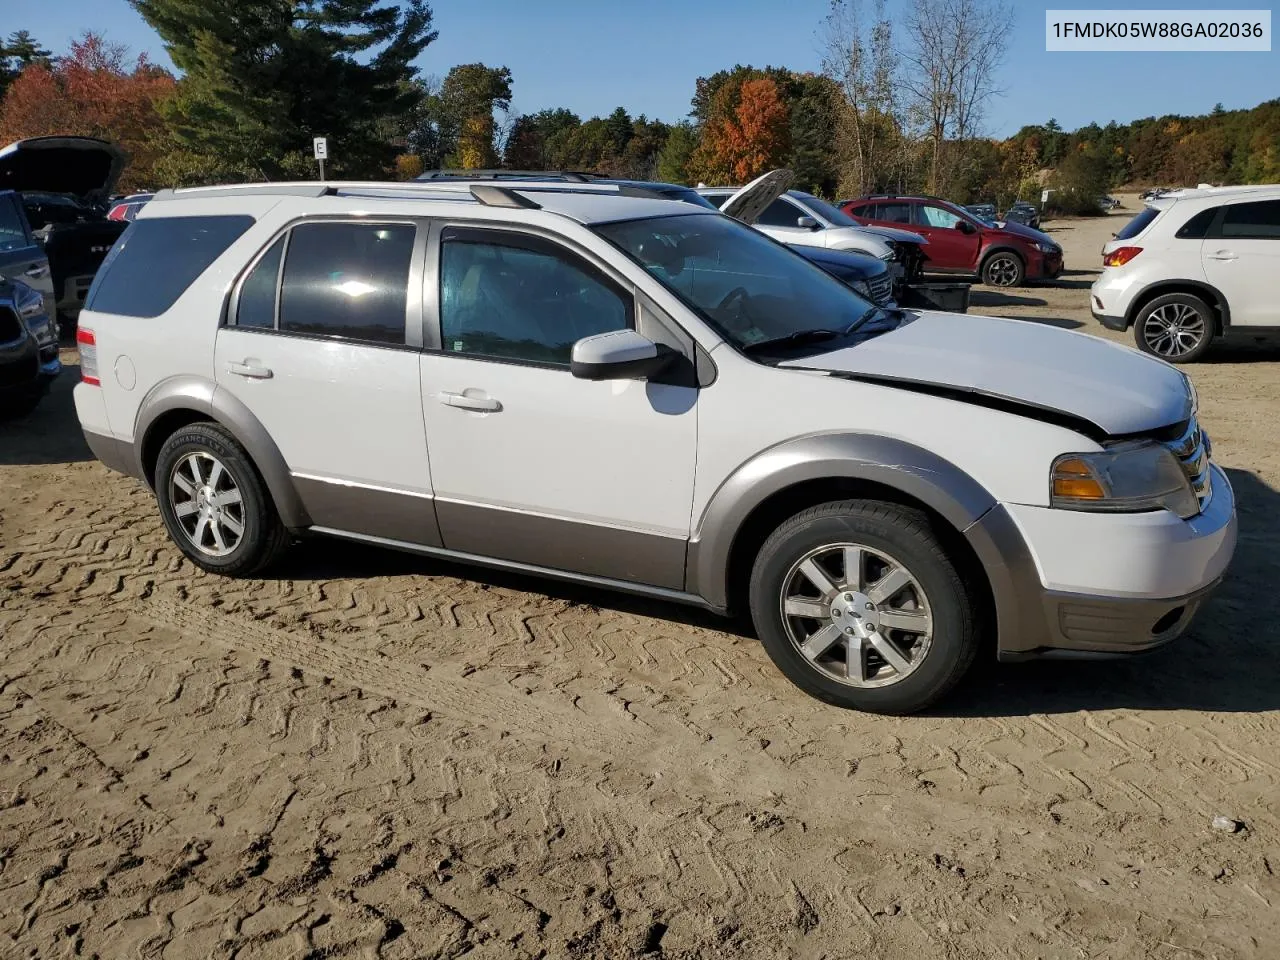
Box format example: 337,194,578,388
226,360,273,379
1206,250,1238,261
439,390,501,412
24,264,49,279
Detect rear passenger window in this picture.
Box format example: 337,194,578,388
278,222,415,345
85,215,254,318
439,229,630,365
1175,207,1218,239
1221,200,1280,239
234,236,284,329
874,203,913,223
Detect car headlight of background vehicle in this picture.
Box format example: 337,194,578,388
1050,443,1198,519
849,279,872,298
1036,241,1059,254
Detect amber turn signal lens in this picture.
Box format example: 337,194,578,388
1052,457,1106,499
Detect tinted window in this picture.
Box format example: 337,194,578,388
703,193,732,208
1114,206,1161,241
235,236,285,329
85,215,254,318
917,204,963,229
440,230,630,365
756,199,806,228
1175,207,1218,239
1221,200,1280,239
875,203,913,224
278,222,414,345
0,196,28,251
794,194,859,226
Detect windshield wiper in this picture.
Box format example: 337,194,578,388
741,328,843,354
844,306,882,333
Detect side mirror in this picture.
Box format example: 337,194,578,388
570,329,676,381
796,215,820,230
956,220,977,234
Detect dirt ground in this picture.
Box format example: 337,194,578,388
2,195,1278,959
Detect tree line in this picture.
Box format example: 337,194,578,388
0,0,1277,207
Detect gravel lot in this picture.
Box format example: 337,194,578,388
2,195,1278,959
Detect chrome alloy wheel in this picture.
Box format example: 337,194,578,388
169,452,245,557
780,543,933,688
1141,302,1206,358
984,254,1020,286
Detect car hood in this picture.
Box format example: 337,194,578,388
857,223,928,245
989,218,1056,247
778,311,1192,436
0,137,127,201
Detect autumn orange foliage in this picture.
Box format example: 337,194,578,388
0,33,175,191
691,75,791,185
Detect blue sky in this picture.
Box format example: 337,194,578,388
18,0,1280,136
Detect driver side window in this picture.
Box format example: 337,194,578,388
918,204,962,229
439,228,632,366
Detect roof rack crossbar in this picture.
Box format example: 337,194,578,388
468,183,542,209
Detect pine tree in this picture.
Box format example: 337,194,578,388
0,30,53,103
130,0,437,182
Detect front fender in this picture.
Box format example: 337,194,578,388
133,375,310,529
686,432,998,610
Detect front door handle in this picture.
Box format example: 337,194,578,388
1206,250,1238,261
24,264,49,279
439,390,501,412
226,360,273,379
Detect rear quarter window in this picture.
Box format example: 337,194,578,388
1175,207,1218,239
1113,206,1161,242
85,214,255,318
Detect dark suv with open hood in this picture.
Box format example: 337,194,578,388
0,137,130,328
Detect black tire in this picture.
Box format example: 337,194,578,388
980,250,1025,287
154,422,289,576
1133,292,1215,364
748,500,979,715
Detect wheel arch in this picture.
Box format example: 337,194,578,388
979,245,1026,269
134,376,310,529
1123,280,1229,333
687,434,999,620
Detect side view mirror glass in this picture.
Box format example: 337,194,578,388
796,215,820,230
570,329,676,381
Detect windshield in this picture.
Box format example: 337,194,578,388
793,193,859,227
595,213,877,355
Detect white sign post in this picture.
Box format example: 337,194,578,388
313,137,328,181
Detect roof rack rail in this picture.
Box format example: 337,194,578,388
416,169,596,183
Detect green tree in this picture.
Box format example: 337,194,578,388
656,123,698,183
0,30,52,102
438,62,512,168
130,0,437,183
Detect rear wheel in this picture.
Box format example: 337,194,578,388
1133,292,1214,363
154,422,289,575
981,251,1025,287
748,500,979,715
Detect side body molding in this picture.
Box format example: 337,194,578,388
686,433,999,611
132,375,311,529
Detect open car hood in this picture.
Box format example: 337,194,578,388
778,311,1192,437
0,137,127,201
719,168,795,225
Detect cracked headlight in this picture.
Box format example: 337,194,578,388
1050,443,1197,518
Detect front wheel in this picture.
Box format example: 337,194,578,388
748,500,979,714
981,251,1025,287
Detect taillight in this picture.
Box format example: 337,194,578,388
77,327,100,385
107,205,125,221
1103,246,1142,267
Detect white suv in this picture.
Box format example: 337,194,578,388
73,179,1237,714
1092,184,1280,362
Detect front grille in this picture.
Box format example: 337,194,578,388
868,272,895,306
1165,415,1211,511
0,306,23,344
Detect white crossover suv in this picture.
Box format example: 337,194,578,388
73,179,1237,714
1092,184,1280,362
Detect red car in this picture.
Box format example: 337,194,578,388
841,195,1064,288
